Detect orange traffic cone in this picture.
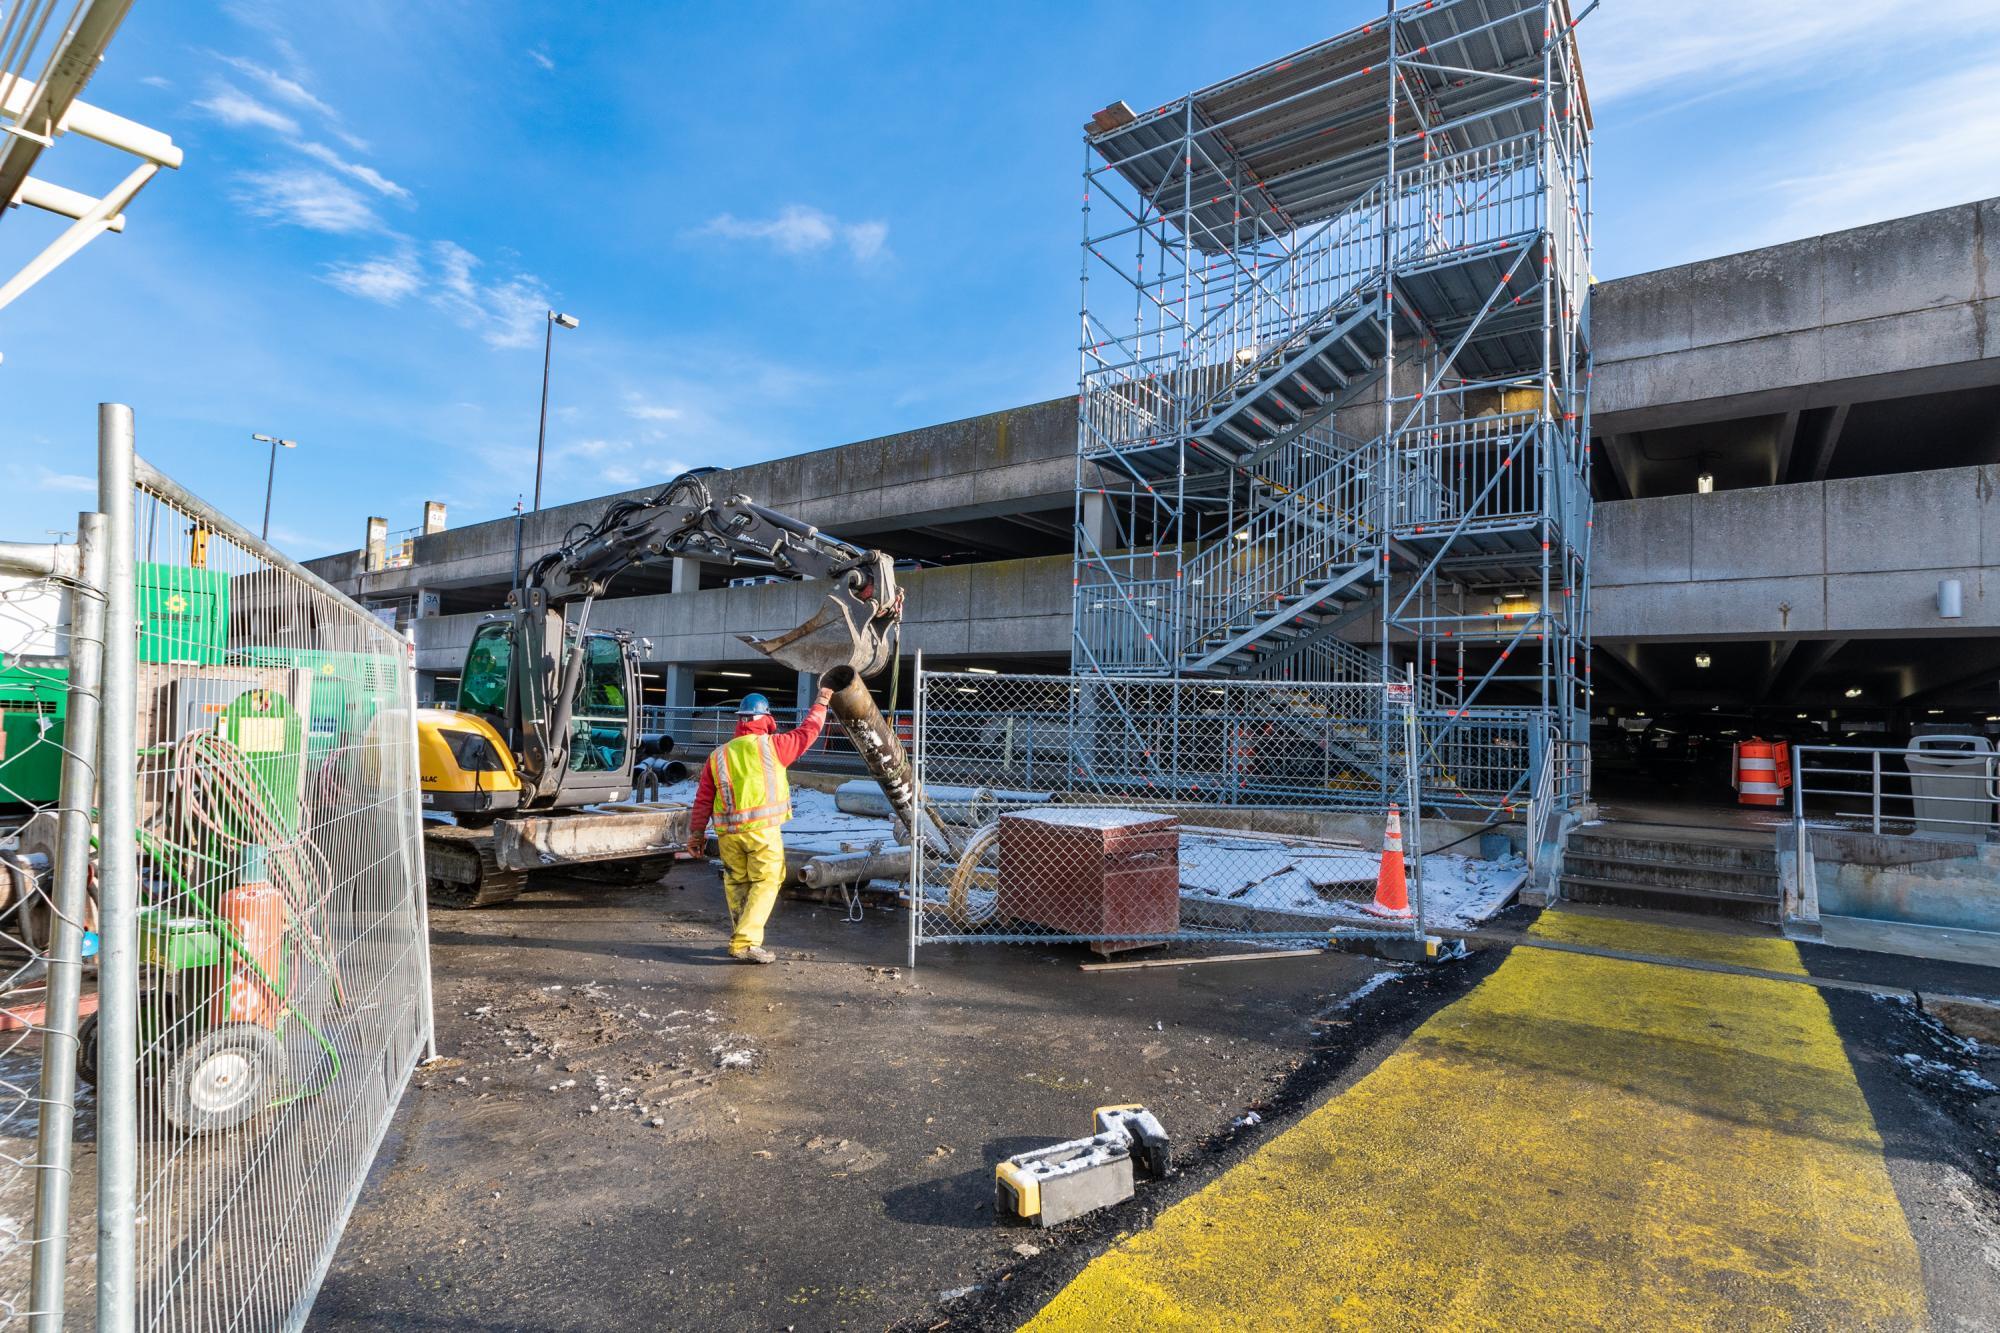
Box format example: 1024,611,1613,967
1365,804,1411,920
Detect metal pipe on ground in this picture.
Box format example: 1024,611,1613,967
821,665,959,855
798,848,913,889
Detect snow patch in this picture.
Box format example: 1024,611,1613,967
1897,1051,1999,1093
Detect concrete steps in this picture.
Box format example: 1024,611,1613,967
1560,828,1781,922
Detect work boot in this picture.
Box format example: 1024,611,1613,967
731,946,776,964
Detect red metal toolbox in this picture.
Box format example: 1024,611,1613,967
997,808,1180,951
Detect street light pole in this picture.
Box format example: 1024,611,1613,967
250,433,297,542
533,310,580,511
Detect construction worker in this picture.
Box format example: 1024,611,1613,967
684,686,833,963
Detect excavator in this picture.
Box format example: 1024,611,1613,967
416,469,922,907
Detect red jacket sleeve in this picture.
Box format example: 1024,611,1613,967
771,704,827,767
688,754,717,843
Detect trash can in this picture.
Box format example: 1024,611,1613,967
1905,734,1997,838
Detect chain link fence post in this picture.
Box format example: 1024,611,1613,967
25,510,106,1331
95,403,139,1333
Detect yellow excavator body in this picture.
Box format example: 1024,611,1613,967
416,707,523,815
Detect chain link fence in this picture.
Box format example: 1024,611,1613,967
122,447,432,1330
0,406,432,1330
909,669,1426,953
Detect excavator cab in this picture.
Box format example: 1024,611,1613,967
437,616,641,812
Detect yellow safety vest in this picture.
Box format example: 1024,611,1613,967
708,733,791,834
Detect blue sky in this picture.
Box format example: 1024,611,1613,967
7,0,2000,558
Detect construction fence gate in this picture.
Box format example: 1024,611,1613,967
907,665,1429,956
0,404,433,1330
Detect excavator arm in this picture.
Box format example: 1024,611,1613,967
508,470,905,803
521,470,903,676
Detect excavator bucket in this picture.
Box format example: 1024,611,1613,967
740,572,902,679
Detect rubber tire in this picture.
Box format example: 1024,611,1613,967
162,1023,287,1136
76,1012,98,1088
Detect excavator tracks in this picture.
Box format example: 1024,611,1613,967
425,824,529,909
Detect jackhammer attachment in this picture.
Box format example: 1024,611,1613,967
817,664,959,855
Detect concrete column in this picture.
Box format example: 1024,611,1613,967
670,557,700,594
1079,489,1113,555
422,500,447,535
664,663,696,734
416,589,441,619
795,669,819,721
364,516,387,572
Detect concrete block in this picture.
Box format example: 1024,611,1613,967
1821,303,1984,384
1825,566,2000,634
1593,574,1826,642
1594,328,1823,419
1826,468,1983,574
1592,264,1696,359
1594,494,1693,585
1820,202,1982,326
1689,484,1823,581
1684,241,1825,347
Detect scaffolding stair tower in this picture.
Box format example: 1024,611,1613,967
1072,0,1594,816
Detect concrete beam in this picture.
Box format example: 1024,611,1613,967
1770,410,1801,487
1598,433,1638,501
1592,197,2000,435
1769,639,1846,705
1594,464,2000,642
1802,403,1850,483
407,553,1073,674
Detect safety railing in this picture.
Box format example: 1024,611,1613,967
1791,744,2000,839
1185,183,1388,412
1178,441,1378,660
1389,412,1542,536
1415,708,1536,814
1072,574,1177,674
1078,357,1176,460
1787,743,2000,928
1392,130,1545,268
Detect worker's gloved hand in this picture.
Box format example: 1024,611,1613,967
815,687,833,708
683,835,704,859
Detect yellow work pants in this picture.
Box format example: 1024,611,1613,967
717,825,786,954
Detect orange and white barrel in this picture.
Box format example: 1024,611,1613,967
1733,739,1790,807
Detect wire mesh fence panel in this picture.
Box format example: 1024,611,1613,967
0,534,105,1327
121,476,430,1332
910,671,1425,951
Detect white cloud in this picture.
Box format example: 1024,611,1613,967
213,53,338,120
34,468,95,494
323,248,423,303
140,75,173,90
1589,0,2000,103
428,241,552,349
295,140,411,201
698,204,890,262
235,168,379,233
528,47,555,71
1749,62,2000,248
844,220,888,262
196,86,300,136
625,397,683,423
600,455,692,490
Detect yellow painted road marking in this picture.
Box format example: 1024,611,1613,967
1026,911,1926,1331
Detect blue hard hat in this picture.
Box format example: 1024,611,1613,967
737,692,772,717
